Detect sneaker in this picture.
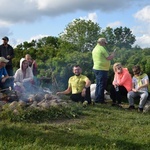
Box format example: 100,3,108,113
128,105,135,110
91,99,95,105
82,100,88,107
138,107,143,112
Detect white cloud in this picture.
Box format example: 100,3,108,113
12,34,49,48
0,0,149,48
134,5,150,23
107,21,122,28
134,34,150,48
0,0,143,25
80,12,98,22
133,5,150,48
29,34,49,41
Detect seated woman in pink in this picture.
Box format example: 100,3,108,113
110,62,132,106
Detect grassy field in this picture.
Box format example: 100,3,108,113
0,102,149,150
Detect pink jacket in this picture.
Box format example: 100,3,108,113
112,68,132,92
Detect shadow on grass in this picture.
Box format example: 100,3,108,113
0,123,148,150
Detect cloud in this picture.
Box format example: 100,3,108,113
0,0,149,48
133,5,150,48
80,12,98,22
0,0,142,25
134,34,150,48
107,21,122,28
134,5,150,23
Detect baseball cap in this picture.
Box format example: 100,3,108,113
97,38,107,44
2,36,9,41
0,57,9,63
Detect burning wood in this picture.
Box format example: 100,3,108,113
0,85,69,112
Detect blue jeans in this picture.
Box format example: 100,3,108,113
93,69,108,103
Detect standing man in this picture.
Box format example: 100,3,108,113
56,65,91,104
0,36,14,76
92,38,115,104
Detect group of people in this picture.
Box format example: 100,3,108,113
57,38,149,112
0,36,38,95
0,36,149,112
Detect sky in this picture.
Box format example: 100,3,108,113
0,0,150,48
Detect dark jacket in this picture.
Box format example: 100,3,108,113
0,44,14,66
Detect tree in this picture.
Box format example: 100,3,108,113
59,19,101,52
113,27,136,49
101,26,136,50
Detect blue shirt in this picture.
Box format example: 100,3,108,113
0,67,8,79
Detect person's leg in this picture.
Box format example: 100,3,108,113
70,93,84,103
117,86,128,104
139,91,148,109
110,85,116,103
127,91,139,107
84,87,91,104
93,69,108,103
0,78,13,89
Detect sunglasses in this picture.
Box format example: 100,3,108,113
116,67,122,70
133,70,140,74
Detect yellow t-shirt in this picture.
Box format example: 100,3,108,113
92,44,110,70
68,75,89,94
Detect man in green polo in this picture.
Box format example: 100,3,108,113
92,38,115,103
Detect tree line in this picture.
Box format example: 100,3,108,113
12,19,150,91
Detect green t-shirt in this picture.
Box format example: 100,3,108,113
68,74,88,94
92,44,110,70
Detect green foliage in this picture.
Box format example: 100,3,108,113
101,27,136,52
0,103,83,123
59,18,101,52
12,19,150,92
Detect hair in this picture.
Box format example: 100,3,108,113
113,62,122,72
25,54,31,59
73,65,80,68
132,65,141,71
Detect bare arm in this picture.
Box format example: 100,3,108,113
84,78,91,88
1,75,9,83
106,52,115,60
137,79,149,90
56,86,72,95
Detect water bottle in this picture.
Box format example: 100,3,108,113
115,86,119,91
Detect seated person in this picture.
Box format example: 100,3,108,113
25,54,38,76
127,65,149,112
110,63,132,106
14,58,34,93
0,57,14,90
56,65,91,104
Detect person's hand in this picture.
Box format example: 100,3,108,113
7,55,11,59
32,60,36,65
132,88,137,92
56,92,63,95
136,86,142,91
111,52,115,57
1,78,7,83
81,88,86,97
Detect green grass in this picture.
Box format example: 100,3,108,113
0,102,150,150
